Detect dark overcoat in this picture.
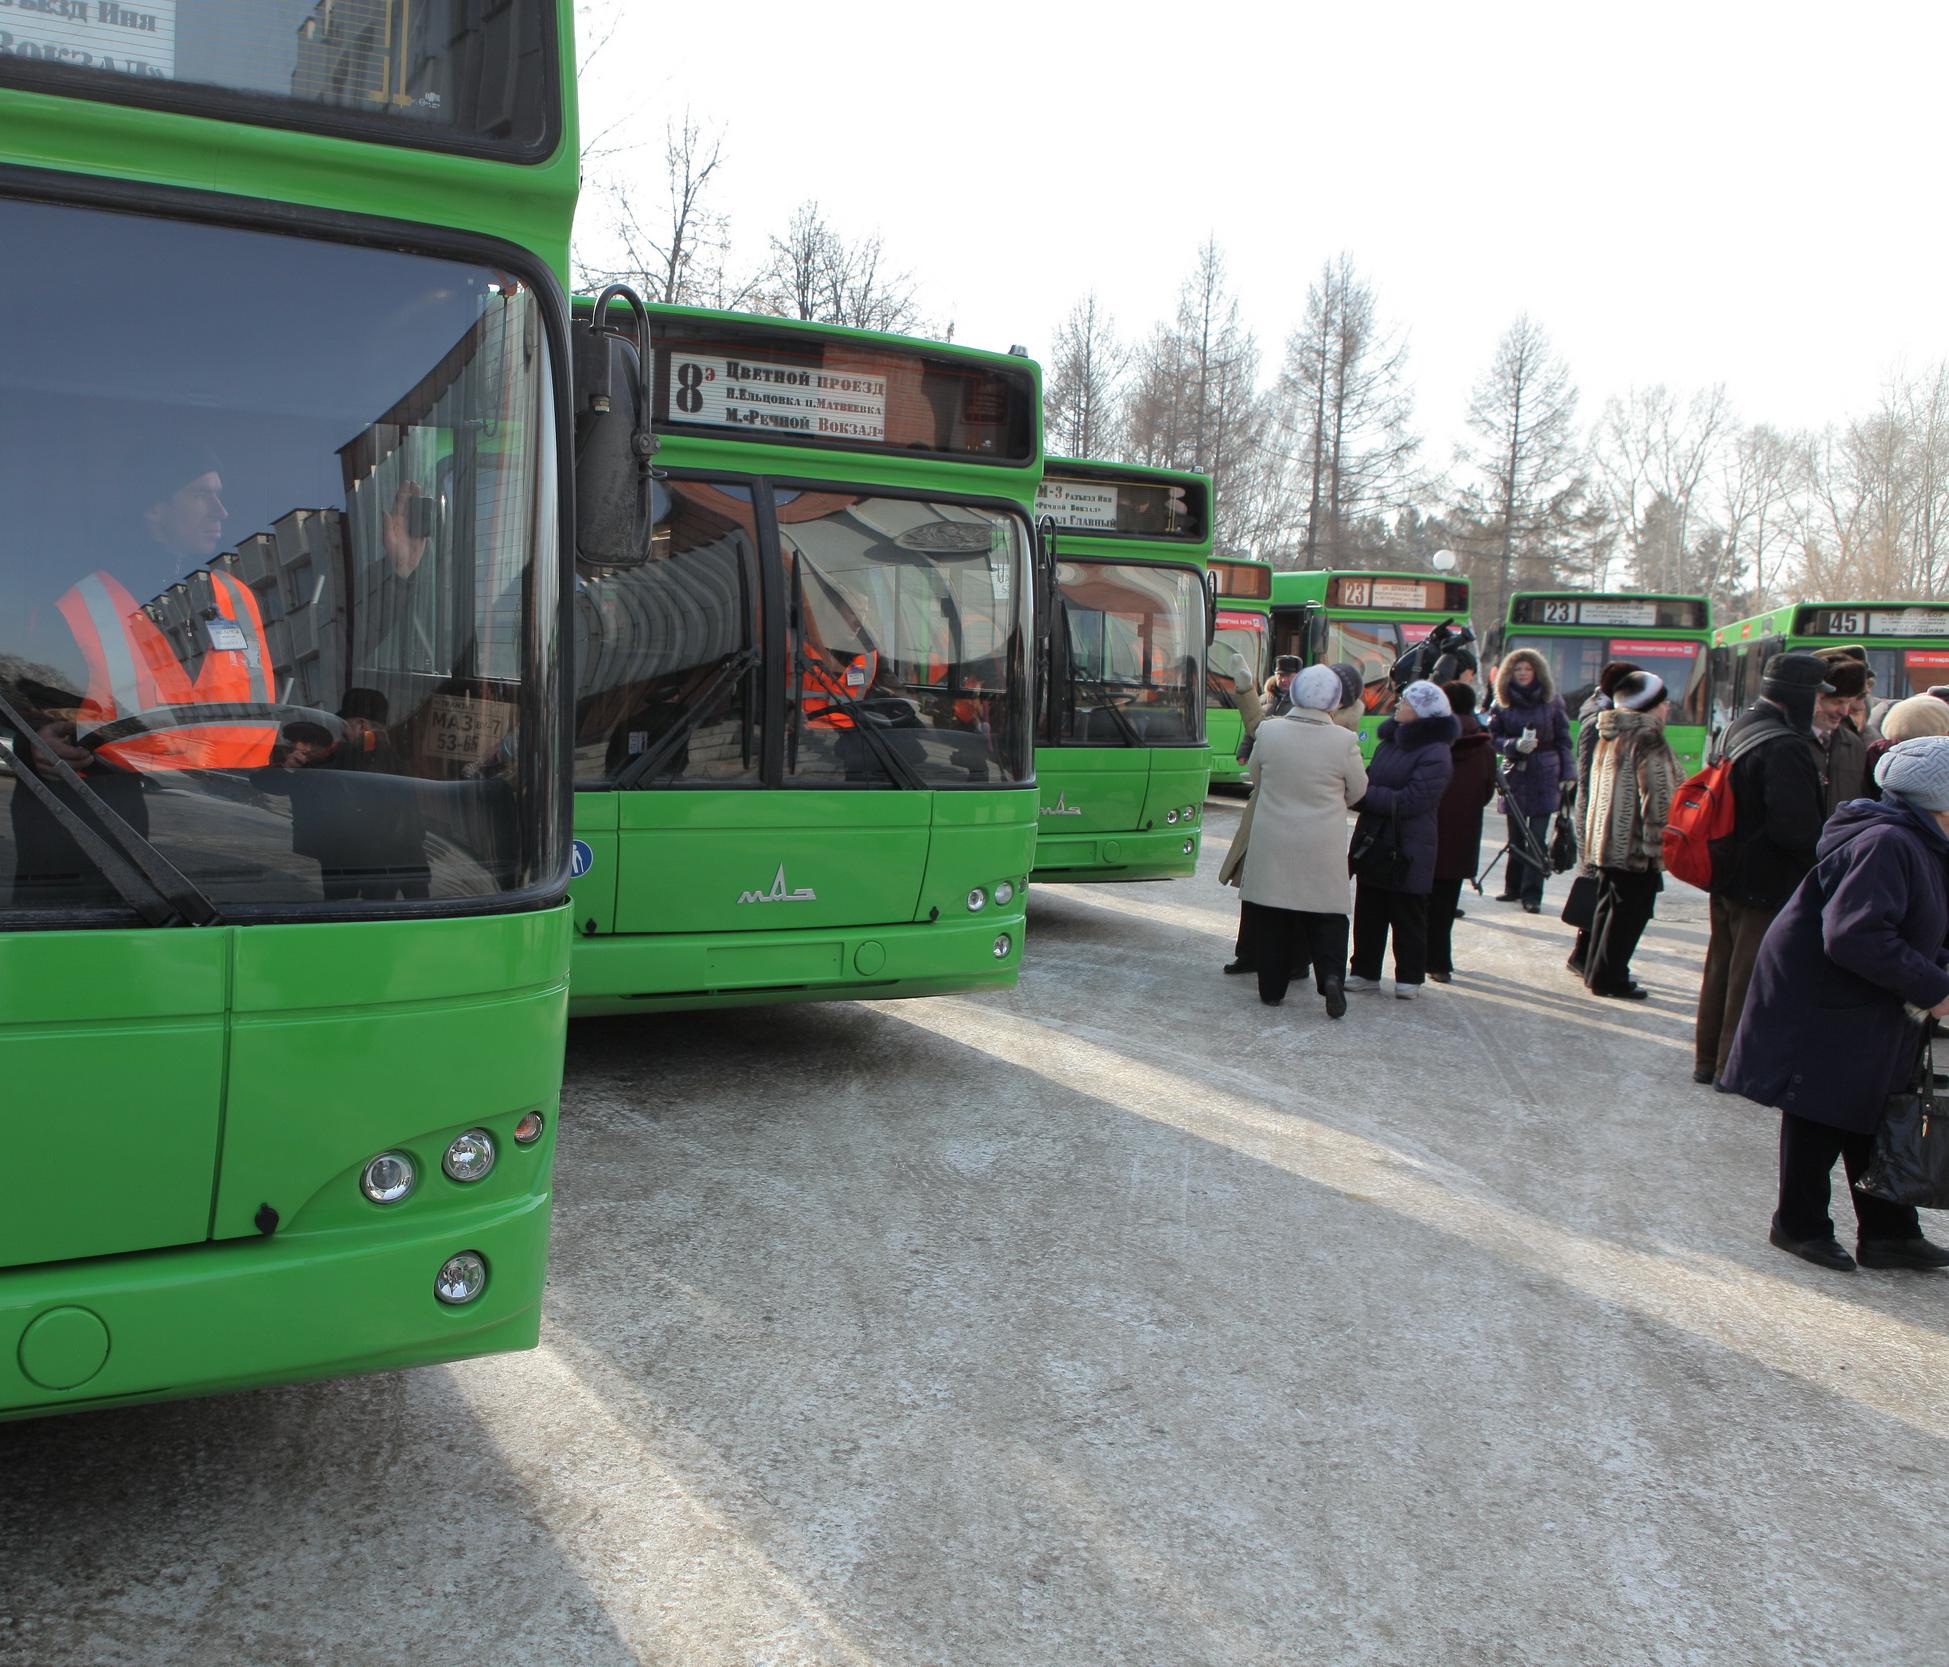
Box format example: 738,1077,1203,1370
1434,715,1496,882
1352,713,1458,895
1723,797,1949,1133
1487,649,1576,816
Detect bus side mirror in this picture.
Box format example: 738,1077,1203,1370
1035,514,1058,649
573,284,659,569
1302,600,1326,664
1205,570,1219,646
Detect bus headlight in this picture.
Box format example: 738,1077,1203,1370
992,934,1013,959
1166,808,1180,824
442,1130,497,1183
993,880,1015,906
360,1151,416,1205
1182,839,1195,855
435,1252,488,1305
966,887,987,912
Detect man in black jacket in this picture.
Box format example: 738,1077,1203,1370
1693,653,1832,1085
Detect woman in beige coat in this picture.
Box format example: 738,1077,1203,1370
1239,664,1369,1014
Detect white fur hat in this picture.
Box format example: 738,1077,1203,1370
1293,664,1343,711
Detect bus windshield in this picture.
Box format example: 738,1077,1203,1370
1050,560,1205,744
1322,618,1440,717
1209,613,1267,709
1506,634,1709,725
574,486,1034,788
0,197,561,920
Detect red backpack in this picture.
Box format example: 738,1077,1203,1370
1662,730,1770,891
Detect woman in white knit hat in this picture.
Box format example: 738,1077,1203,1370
1580,669,1683,999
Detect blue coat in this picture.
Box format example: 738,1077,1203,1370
1723,797,1949,1133
1488,650,1575,816
1352,714,1458,895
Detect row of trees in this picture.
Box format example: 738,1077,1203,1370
578,115,1945,624
1050,246,1949,626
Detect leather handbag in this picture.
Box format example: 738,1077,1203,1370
1858,1027,1949,1209
1559,873,1598,930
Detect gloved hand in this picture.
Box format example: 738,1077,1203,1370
1228,650,1254,692
1515,727,1539,755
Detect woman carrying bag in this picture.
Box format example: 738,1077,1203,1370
1346,680,1457,1000
1723,735,1949,1273
1236,664,1368,1014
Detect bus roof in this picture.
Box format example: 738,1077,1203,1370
1716,600,1949,645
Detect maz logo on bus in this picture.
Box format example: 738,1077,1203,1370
738,864,818,904
1041,792,1083,816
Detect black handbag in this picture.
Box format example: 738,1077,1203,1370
1559,872,1598,930
1349,809,1412,888
1858,1027,1949,1209
1548,809,1579,874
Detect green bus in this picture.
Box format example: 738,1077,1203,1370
1270,569,1474,758
1031,461,1212,882
1205,555,1275,789
0,2,582,1416
1712,601,1949,734
1502,593,1714,772
564,307,1042,1015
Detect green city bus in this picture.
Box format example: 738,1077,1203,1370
1031,461,1212,882
1205,554,1274,789
564,307,1043,1014
1712,601,1949,734
1270,570,1473,759
1502,592,1714,772
0,2,582,1416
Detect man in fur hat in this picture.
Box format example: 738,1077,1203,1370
1812,648,1870,816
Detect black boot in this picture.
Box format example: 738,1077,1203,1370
1321,976,1347,1019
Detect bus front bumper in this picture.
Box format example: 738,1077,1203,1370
0,1193,550,1420
567,905,1028,1016
1031,825,1202,883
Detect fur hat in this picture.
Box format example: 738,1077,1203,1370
1881,694,1949,743
1614,670,1667,712
1761,652,1835,695
1817,655,1868,700
1330,662,1365,710
1597,660,1642,698
1292,663,1343,711
1399,679,1452,721
1443,679,1478,715
1876,735,1949,811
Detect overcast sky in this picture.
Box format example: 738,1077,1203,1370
574,0,1944,468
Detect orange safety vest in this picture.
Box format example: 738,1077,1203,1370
801,649,878,729
57,567,278,770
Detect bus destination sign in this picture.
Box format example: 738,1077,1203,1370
1035,480,1121,528
1808,607,1949,638
1328,577,1463,611
1536,598,1659,627
1,0,176,77
667,353,888,443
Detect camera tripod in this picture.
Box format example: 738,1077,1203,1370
1469,757,1562,896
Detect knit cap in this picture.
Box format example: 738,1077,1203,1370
1615,670,1667,712
1330,662,1365,709
1876,735,1949,811
1292,664,1343,711
1399,679,1452,720
1882,694,1949,743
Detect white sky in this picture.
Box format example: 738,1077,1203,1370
574,0,1946,468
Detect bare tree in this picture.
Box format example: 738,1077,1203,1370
1452,315,1594,624
1044,293,1127,459
758,201,925,335
1272,255,1419,567
1715,423,1809,612
1592,384,1730,594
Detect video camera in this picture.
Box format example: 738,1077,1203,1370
1389,619,1477,690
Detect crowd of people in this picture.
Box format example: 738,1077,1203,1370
1216,638,1949,1277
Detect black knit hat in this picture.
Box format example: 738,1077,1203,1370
1444,679,1478,714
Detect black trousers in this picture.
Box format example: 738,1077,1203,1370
1503,809,1553,905
1426,877,1465,976
1776,1111,1919,1243
1584,868,1660,995
1241,902,1348,1003
1232,896,1311,973
1350,882,1429,986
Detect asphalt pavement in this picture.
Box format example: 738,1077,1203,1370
5,795,1948,1666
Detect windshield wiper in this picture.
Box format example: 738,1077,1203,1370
611,648,760,790
794,646,928,790
0,688,224,927
1071,676,1144,746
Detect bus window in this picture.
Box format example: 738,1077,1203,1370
1322,619,1408,715
1506,634,1708,726
1052,560,1206,744
573,482,762,785
1208,612,1267,709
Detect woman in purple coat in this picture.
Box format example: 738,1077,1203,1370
1724,736,1949,1273
1346,680,1457,999
1487,648,1575,913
